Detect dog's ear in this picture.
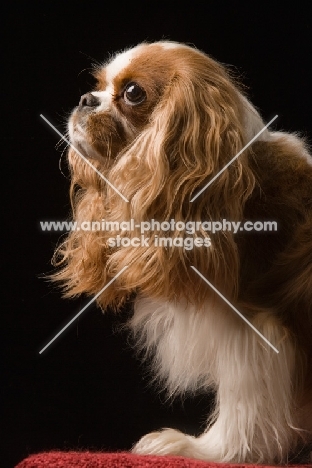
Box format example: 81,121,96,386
105,67,257,301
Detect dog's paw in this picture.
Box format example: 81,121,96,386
132,428,196,457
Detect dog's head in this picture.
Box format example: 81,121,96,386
69,41,265,165
55,42,263,308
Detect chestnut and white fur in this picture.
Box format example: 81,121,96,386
54,42,312,463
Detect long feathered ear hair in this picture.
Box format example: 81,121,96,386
52,49,256,309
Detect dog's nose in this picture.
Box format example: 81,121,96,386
79,93,100,108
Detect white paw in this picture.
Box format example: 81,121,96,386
133,428,196,457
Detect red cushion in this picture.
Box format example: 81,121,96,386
14,451,312,468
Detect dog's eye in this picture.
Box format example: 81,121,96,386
123,82,146,106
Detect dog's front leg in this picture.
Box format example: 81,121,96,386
133,313,299,463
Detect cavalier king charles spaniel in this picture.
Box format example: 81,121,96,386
53,41,312,464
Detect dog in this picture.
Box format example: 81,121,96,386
53,41,312,463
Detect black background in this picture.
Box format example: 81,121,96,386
3,2,311,467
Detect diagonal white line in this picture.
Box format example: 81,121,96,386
39,266,129,354
190,266,279,353
190,115,278,202
40,114,129,203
